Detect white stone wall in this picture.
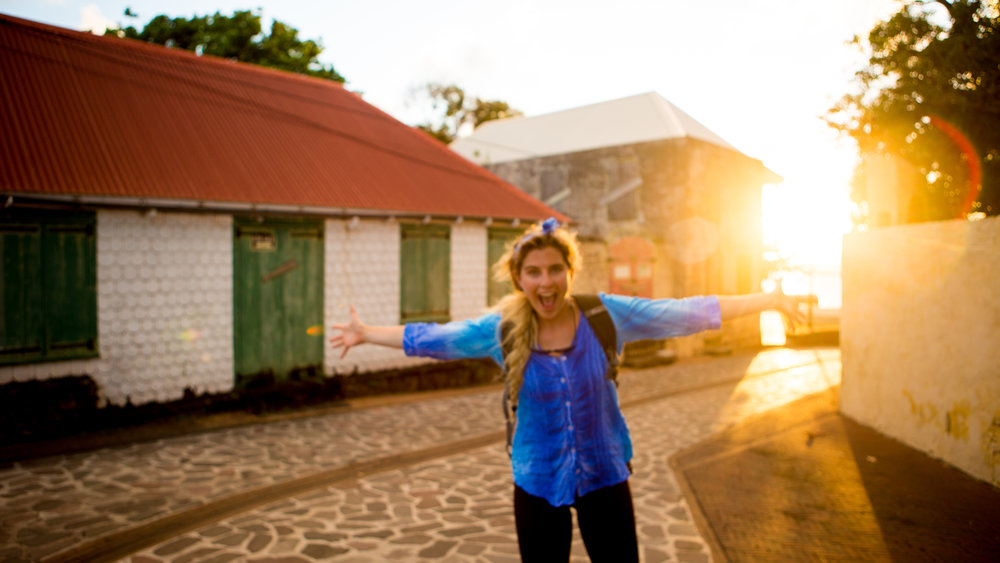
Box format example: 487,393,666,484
325,219,420,374
0,210,234,406
324,219,493,376
450,222,489,321
3,213,498,403
841,216,1000,486
97,210,234,405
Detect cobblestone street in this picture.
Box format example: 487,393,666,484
0,348,840,562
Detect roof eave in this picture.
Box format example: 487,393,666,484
0,192,565,225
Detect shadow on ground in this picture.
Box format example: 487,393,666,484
671,389,1000,562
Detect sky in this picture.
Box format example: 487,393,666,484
2,0,902,303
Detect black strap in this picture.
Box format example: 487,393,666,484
500,319,517,456
572,294,620,384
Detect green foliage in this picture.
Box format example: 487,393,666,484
829,0,1000,223
416,83,522,144
105,9,344,83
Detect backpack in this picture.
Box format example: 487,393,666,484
500,294,620,456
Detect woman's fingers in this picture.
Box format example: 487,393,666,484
784,295,807,326
330,305,364,358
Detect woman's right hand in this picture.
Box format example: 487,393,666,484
330,304,366,359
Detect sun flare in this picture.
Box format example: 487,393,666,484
762,160,853,310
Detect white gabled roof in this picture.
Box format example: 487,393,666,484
450,92,737,164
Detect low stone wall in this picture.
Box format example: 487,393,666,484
841,216,1000,486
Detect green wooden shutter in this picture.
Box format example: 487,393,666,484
0,211,97,365
0,223,43,361
487,227,522,305
400,224,450,323
42,218,98,359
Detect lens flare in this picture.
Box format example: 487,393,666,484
306,325,323,336
926,115,982,215
179,328,201,342
666,217,719,264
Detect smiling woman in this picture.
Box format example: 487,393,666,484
330,217,804,562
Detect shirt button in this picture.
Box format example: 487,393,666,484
560,377,566,383
565,401,571,408
568,424,574,430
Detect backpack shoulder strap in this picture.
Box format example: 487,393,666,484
500,319,514,363
573,294,620,383
499,319,516,456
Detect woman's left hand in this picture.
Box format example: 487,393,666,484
330,304,366,359
772,281,807,328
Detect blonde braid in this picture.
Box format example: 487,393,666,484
496,293,536,402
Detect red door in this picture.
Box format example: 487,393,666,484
608,237,654,297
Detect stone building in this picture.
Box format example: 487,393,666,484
452,93,781,356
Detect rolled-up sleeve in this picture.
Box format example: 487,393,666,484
600,293,721,345
402,313,503,364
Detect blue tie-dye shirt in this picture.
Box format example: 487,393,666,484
402,293,721,507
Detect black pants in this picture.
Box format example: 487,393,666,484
513,480,639,562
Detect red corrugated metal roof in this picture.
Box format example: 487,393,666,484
0,14,564,222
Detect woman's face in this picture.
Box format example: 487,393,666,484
515,246,572,321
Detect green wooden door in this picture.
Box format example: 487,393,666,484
233,218,324,386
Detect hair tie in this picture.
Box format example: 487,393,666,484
514,217,560,254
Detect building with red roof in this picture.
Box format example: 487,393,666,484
0,13,560,405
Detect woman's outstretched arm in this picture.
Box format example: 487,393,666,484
329,304,405,359
717,285,805,325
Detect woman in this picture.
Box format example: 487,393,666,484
330,217,802,562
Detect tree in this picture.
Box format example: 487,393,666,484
105,9,344,83
415,83,522,144
828,0,1000,224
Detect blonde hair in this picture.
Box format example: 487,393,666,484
491,220,581,404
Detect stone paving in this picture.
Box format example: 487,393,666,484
0,347,840,562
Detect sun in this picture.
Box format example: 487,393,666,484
763,179,851,265
761,171,853,309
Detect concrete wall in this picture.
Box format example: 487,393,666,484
841,216,1000,486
